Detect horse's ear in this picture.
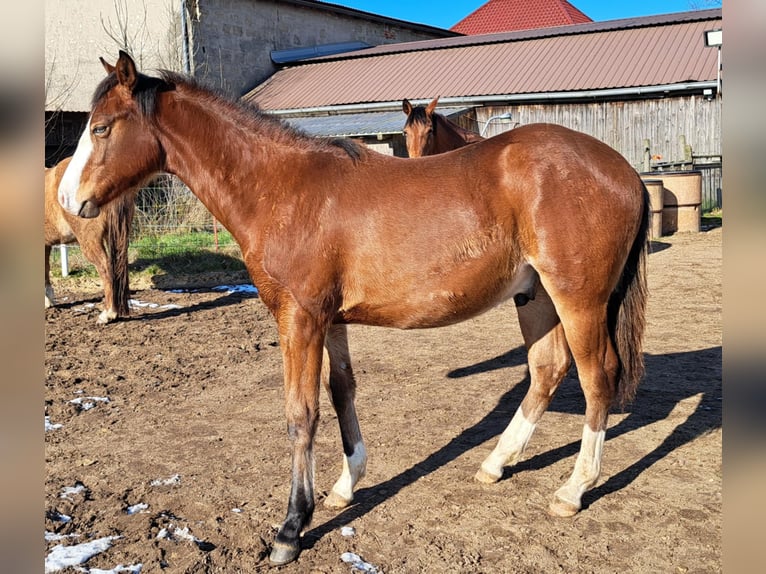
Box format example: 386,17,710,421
426,96,440,115
115,50,138,92
100,57,116,75
402,99,412,115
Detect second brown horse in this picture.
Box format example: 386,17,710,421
402,96,484,157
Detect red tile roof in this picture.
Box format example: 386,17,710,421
451,0,592,35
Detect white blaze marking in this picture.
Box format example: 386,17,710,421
58,119,94,214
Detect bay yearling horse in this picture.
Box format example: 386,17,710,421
45,156,135,324
59,52,649,565
402,96,484,157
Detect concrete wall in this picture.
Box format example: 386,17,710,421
45,0,451,163
190,0,451,96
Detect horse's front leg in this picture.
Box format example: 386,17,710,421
78,229,117,324
270,308,326,565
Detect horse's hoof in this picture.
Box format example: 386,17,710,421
97,310,117,324
269,540,301,565
324,490,352,509
474,468,501,484
548,496,580,517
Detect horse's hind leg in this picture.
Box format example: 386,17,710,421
321,324,367,509
476,287,571,483
549,306,618,517
550,308,619,516
45,244,54,308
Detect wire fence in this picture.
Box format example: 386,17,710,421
130,175,241,257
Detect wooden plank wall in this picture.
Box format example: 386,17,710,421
463,94,722,173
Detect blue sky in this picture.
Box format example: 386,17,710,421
329,1,721,30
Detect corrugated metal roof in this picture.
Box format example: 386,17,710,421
283,107,470,137
451,0,592,35
271,41,373,64
245,9,722,112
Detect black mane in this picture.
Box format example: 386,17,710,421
91,68,364,162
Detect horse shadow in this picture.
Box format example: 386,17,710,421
303,344,721,547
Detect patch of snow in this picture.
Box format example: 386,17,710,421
44,535,119,573
125,503,149,515
129,299,181,310
60,483,86,499
69,396,110,411
155,523,212,551
49,511,72,523
212,284,258,295
150,474,180,487
45,532,79,542
87,564,142,574
340,551,379,573
45,416,63,431
156,525,198,544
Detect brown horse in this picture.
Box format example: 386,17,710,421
45,156,135,324
402,96,484,157
59,51,649,565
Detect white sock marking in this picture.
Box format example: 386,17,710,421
331,441,366,502
480,407,536,478
555,425,605,507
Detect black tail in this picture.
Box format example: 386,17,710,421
609,183,650,408
105,193,135,317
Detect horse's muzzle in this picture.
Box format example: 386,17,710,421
78,200,101,219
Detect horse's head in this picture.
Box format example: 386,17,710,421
58,50,164,218
402,96,439,158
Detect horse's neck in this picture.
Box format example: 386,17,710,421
434,115,481,151
155,90,284,232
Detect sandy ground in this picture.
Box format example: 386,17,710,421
45,226,721,573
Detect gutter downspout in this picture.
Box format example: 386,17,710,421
180,0,191,75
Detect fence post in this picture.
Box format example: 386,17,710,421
60,244,69,277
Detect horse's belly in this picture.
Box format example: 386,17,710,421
338,261,516,329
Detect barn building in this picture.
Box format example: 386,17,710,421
245,8,722,209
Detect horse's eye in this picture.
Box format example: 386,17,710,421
92,124,110,137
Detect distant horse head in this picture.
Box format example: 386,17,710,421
402,96,440,157
402,96,484,157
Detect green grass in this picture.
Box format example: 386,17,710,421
49,230,248,288
702,208,722,229
131,229,238,258
130,230,247,279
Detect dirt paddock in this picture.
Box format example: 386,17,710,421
45,226,721,573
